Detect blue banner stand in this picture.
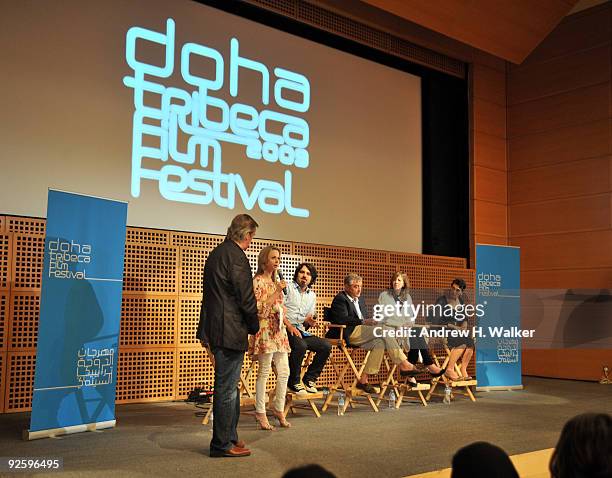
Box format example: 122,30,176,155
475,244,522,392
26,190,127,440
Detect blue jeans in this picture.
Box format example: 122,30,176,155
210,347,244,453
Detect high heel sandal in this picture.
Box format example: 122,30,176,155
255,412,274,430
428,367,446,378
271,409,291,428
444,371,460,381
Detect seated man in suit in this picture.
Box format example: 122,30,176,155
326,273,419,393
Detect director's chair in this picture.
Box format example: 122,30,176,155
320,308,379,413
425,335,477,403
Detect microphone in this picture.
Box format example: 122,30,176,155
276,268,287,295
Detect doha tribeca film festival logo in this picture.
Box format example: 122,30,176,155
123,18,310,217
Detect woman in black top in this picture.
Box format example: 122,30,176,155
434,278,474,381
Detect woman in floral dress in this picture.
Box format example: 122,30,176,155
252,246,291,430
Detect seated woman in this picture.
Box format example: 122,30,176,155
326,273,420,394
250,246,291,430
378,271,445,385
434,278,474,381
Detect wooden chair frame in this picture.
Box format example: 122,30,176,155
426,340,477,403
284,350,324,418
320,322,379,413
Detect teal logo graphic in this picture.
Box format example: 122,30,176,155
123,19,310,217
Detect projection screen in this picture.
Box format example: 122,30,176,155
1,0,422,252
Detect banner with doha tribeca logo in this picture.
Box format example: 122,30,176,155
475,244,521,390
28,190,127,440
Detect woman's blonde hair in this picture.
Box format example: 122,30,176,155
255,245,281,276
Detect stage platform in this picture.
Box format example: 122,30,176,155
0,377,609,477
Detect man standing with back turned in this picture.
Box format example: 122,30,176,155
197,214,259,458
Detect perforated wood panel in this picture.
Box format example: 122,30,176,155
294,243,388,264
8,293,40,350
170,232,224,249
179,248,208,296
176,347,213,399
408,266,475,309
0,234,10,290
126,227,169,245
0,216,5,233
178,297,202,346
249,238,293,255
6,217,46,235
120,296,177,347
123,244,178,294
303,257,398,301
5,351,36,412
0,352,5,412
0,216,475,412
116,349,175,403
0,293,8,351
12,235,44,291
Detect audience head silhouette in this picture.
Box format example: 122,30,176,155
282,464,336,478
550,412,612,478
451,441,519,478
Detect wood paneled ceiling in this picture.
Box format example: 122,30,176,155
359,0,581,64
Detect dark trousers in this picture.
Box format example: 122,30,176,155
210,346,244,453
287,333,332,386
407,334,434,366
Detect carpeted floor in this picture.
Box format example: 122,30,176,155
0,377,610,478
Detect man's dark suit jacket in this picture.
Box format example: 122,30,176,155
196,239,259,351
325,291,366,346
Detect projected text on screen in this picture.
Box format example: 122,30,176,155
123,18,310,217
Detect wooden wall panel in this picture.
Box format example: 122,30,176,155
116,348,175,404
473,234,508,246
508,44,611,104
509,193,611,236
0,293,8,352
509,156,610,204
474,131,507,171
511,230,612,271
8,292,40,351
523,349,612,381
6,217,45,236
5,351,35,412
11,235,44,291
0,216,475,412
508,82,610,137
474,201,508,237
522,268,612,288
474,166,507,204
0,352,5,413
509,119,611,171
473,98,506,138
507,3,612,382
0,234,10,291
120,295,177,348
473,64,506,105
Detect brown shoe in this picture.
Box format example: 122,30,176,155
233,440,246,449
210,446,251,458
